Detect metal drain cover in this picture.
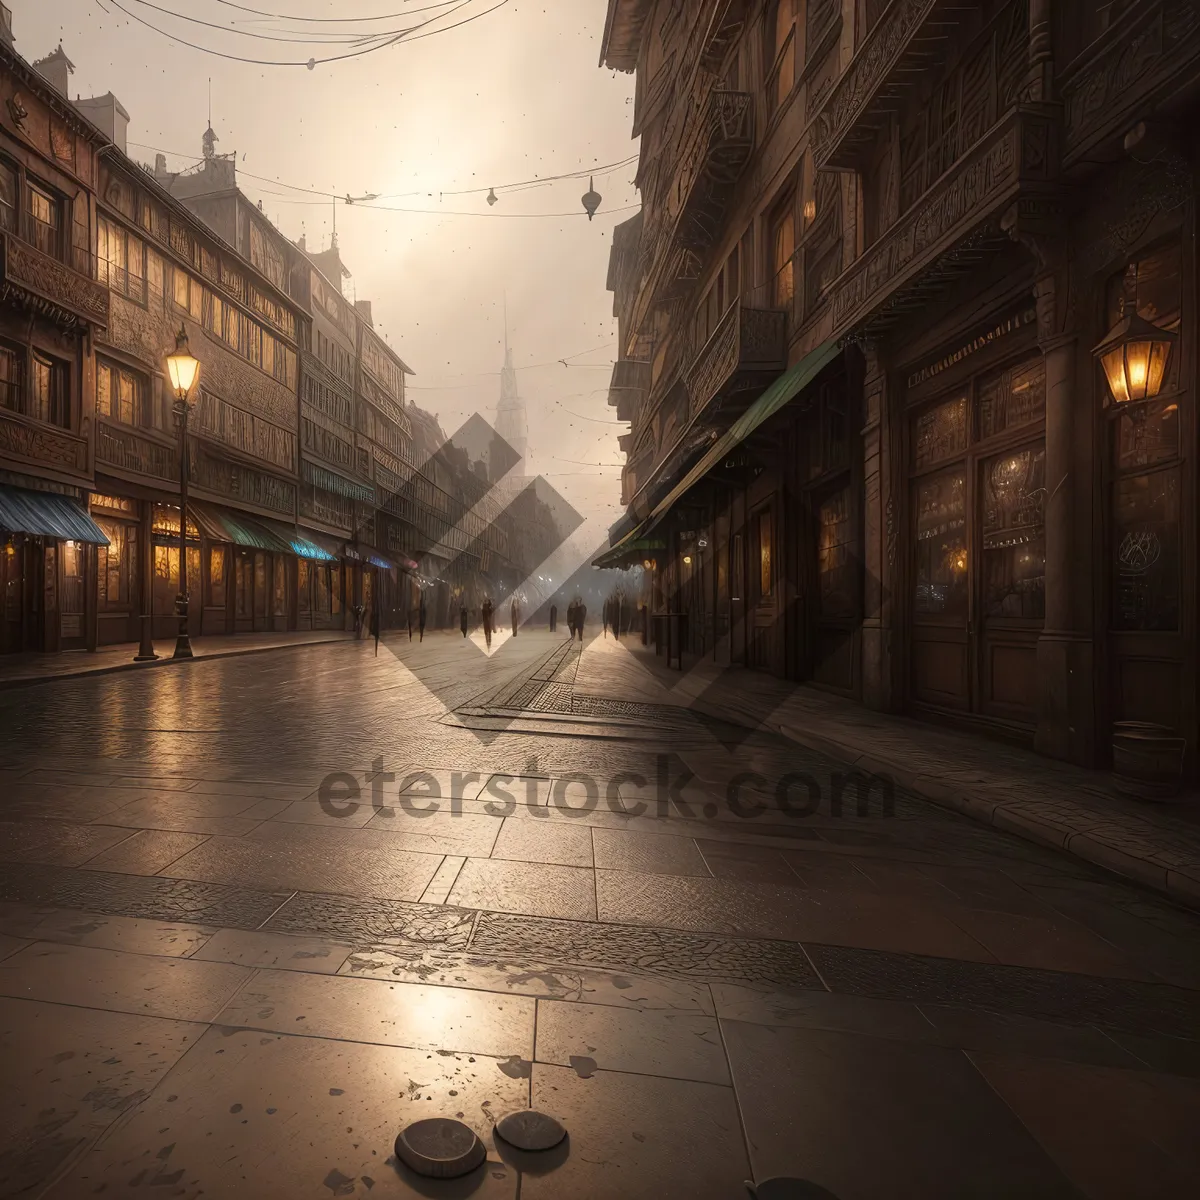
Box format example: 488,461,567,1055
394,1118,485,1178
494,1109,566,1151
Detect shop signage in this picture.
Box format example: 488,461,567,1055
907,305,1037,389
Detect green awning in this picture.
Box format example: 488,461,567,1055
592,523,667,568
0,484,109,545
646,339,840,529
209,508,294,555
259,518,337,562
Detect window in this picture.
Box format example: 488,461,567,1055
97,215,146,302
770,197,795,309
297,559,311,615
757,510,773,597
97,358,155,429
766,1,796,113
96,517,138,610
0,344,21,414
0,161,17,233
31,354,69,428
26,181,60,257
208,547,226,608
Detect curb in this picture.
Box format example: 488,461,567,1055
0,633,360,691
692,701,1200,911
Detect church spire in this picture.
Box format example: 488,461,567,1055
495,296,527,477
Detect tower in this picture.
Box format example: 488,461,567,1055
494,300,528,477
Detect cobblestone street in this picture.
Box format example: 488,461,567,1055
1,632,1198,1198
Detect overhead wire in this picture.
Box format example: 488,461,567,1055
98,0,509,67
213,0,434,22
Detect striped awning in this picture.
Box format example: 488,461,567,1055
0,483,110,545
259,519,337,562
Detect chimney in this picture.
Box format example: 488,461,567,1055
0,4,14,49
32,44,74,97
73,92,130,152
154,153,168,181
355,300,373,328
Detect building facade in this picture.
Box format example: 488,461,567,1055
0,22,547,654
597,0,1200,781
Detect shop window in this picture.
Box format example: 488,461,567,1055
981,446,1045,619
96,517,138,610
154,545,200,614
0,160,17,233
1113,467,1180,632
765,0,795,114
254,553,267,620
976,359,1045,440
208,546,226,608
273,559,286,616
0,343,21,414
912,394,968,471
31,353,69,428
757,510,773,598
914,469,968,616
25,180,60,258
151,505,199,540
234,552,252,618
769,196,795,310
818,487,856,617
297,559,311,614
3,539,19,622
315,564,331,615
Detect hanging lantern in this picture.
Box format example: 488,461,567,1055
581,177,601,221
486,188,498,206
1093,310,1177,404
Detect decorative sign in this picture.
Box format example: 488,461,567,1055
907,306,1037,389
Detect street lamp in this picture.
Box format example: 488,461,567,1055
1093,310,1177,404
165,326,201,659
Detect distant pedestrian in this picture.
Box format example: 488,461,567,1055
460,604,468,638
369,599,380,656
511,598,519,637
481,597,494,650
577,602,586,641
549,603,557,632
602,598,609,638
418,591,427,642
566,599,577,638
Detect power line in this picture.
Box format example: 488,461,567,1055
214,0,435,23
99,0,508,67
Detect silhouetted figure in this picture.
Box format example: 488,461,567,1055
511,598,519,637
460,605,468,638
576,602,586,641
481,597,494,650
418,591,426,641
369,600,380,656
549,604,557,632
566,599,578,639
603,598,610,638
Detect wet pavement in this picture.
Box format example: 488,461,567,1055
0,630,1198,1198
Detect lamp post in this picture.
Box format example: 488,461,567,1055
165,327,201,660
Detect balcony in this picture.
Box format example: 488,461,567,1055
1060,0,1200,170
699,0,752,73
607,358,651,421
685,303,787,424
674,89,754,251
811,0,972,171
0,233,109,330
826,106,1059,338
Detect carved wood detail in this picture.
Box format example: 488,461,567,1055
0,234,109,329
0,408,89,475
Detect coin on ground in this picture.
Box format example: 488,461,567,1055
394,1118,485,1178
494,1109,567,1152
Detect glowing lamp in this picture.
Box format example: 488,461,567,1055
1093,311,1176,404
165,327,201,401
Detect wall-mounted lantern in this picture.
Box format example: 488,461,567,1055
1093,310,1177,404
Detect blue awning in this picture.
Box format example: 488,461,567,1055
0,484,110,545
367,553,394,571
260,519,337,562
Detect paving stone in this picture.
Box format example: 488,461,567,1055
525,1064,750,1199
0,862,289,929
490,818,594,867
216,968,535,1057
23,909,214,958
0,942,251,1022
807,943,1200,1040
591,828,710,877
970,1052,1200,1199
80,828,209,875
0,997,205,1199
472,911,821,989
419,855,466,904
535,999,728,1084
190,928,354,973
723,1021,1079,1198
265,890,475,946
0,820,135,868
40,1026,522,1199
448,859,597,921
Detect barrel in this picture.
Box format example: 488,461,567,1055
1111,721,1186,801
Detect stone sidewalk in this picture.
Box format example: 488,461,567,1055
574,636,1200,908
0,629,358,688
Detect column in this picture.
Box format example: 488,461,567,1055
1034,267,1096,763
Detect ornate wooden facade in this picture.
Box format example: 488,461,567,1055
601,0,1200,781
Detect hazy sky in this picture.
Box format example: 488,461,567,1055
18,0,636,535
